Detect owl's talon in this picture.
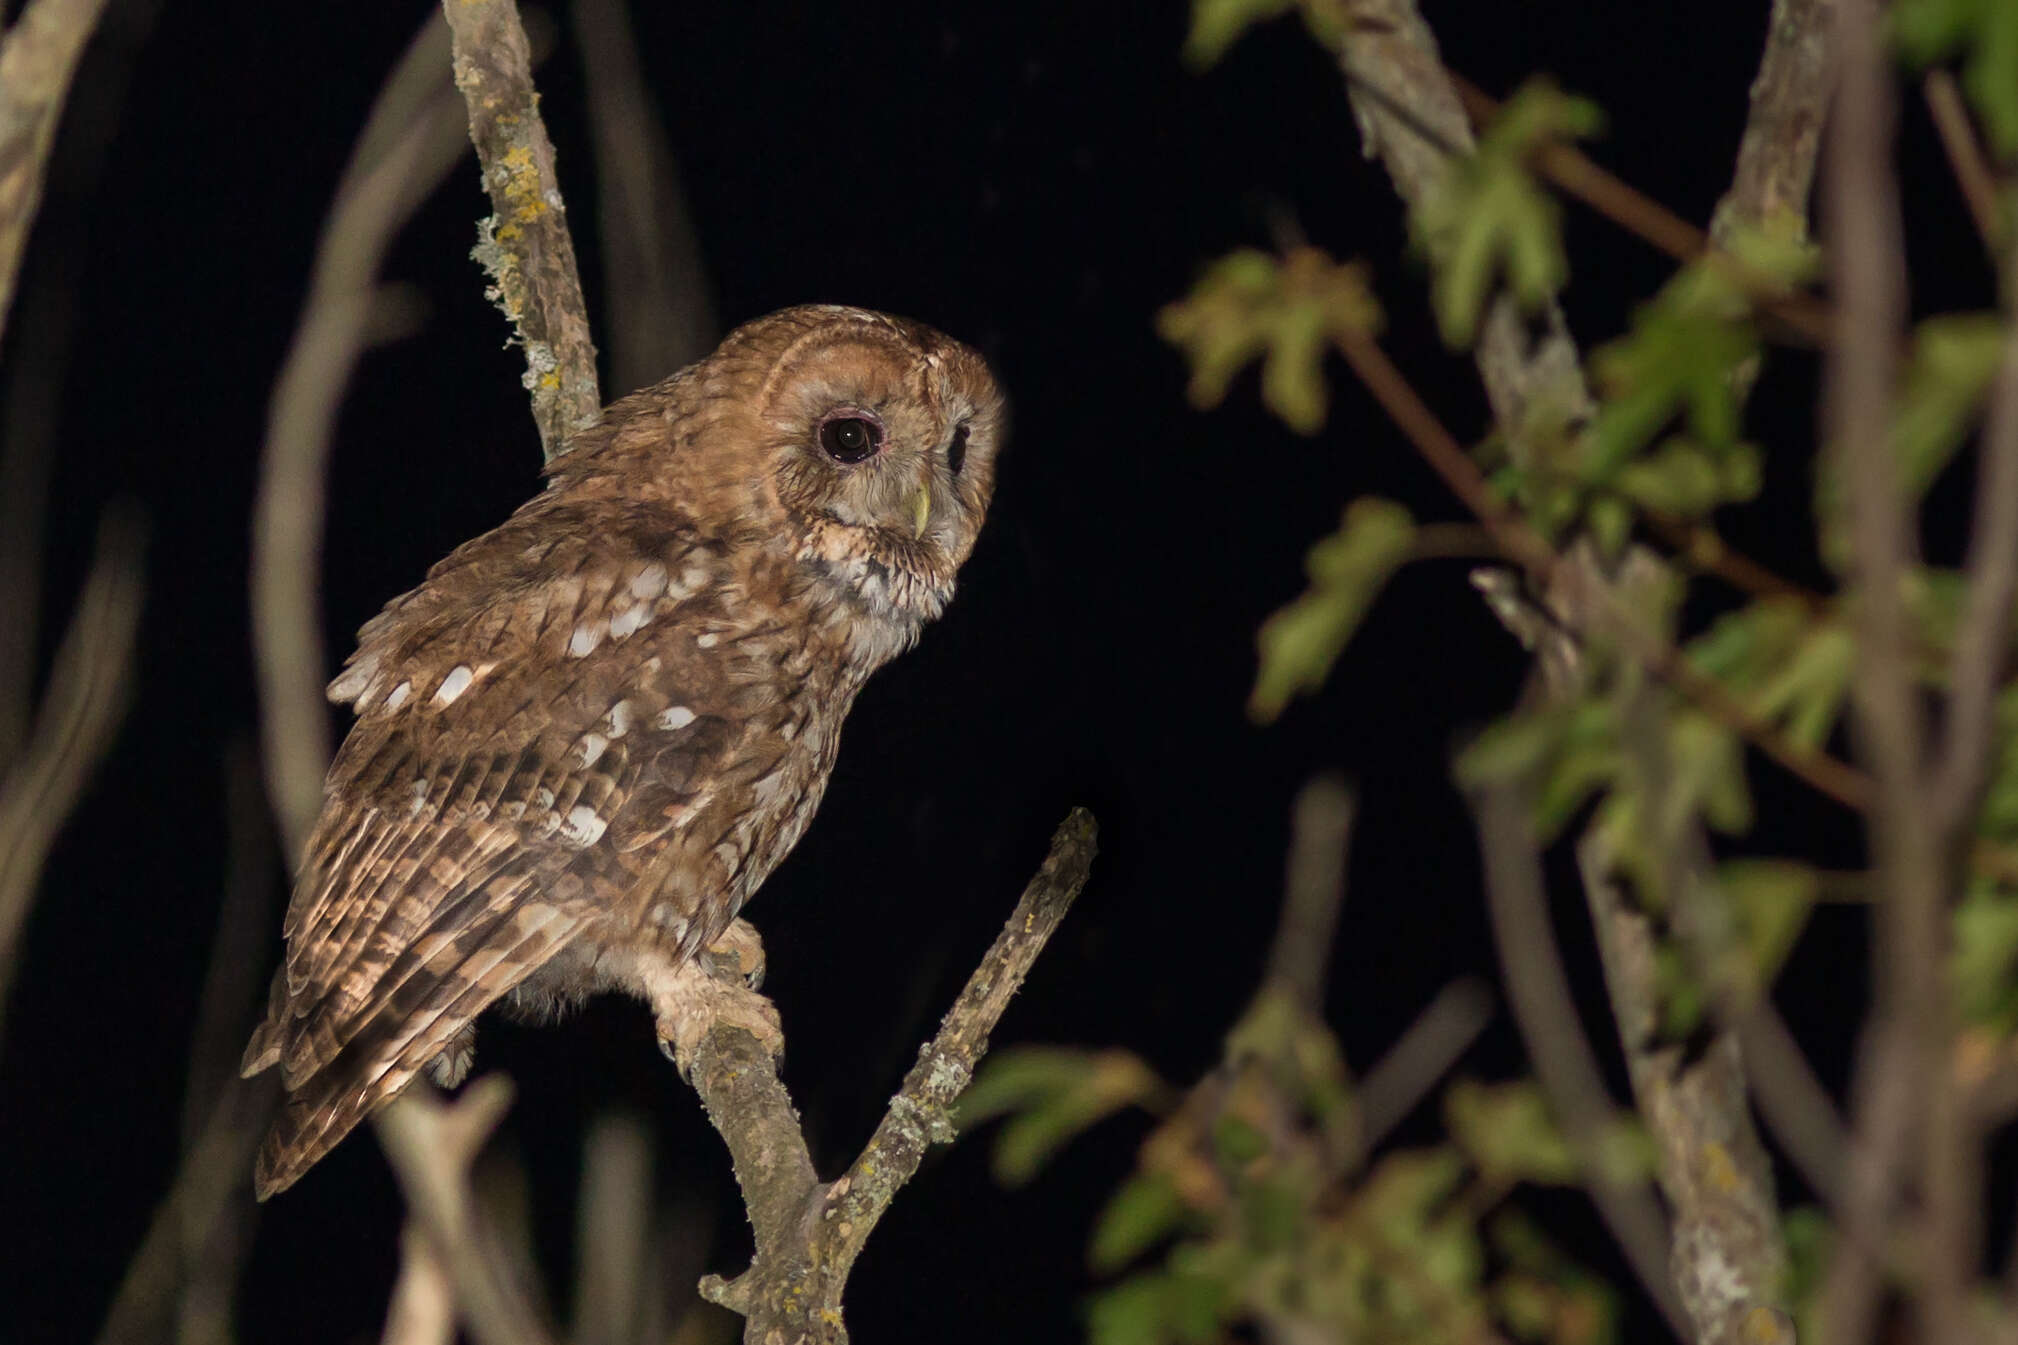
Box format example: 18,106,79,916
701,917,767,991
650,956,785,1076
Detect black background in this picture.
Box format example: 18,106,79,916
0,2,1992,1341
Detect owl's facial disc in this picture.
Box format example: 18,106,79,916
753,312,1004,630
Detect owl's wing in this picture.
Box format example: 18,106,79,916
242,512,747,1198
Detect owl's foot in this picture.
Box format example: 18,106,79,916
425,1023,477,1088
649,955,784,1077
701,917,767,990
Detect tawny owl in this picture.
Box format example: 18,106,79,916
240,305,1004,1198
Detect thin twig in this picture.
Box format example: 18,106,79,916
441,0,601,458
374,1078,559,1345
1336,328,1875,812
695,810,1097,1343
0,507,143,1024
250,13,468,860
1710,0,1834,254
1930,244,2018,833
1923,71,2006,259
0,0,113,343
571,0,716,392
1353,978,1495,1155
1471,783,1690,1339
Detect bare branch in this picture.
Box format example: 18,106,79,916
441,0,601,458
1470,784,1689,1338
1354,978,1495,1155
1266,775,1353,1010
0,0,111,344
1817,4,1964,1340
571,1113,654,1345
1931,247,2018,832
374,1078,559,1345
571,0,717,391
1923,71,2006,260
1709,0,1834,251
380,1228,456,1345
250,13,468,860
693,809,1097,1343
0,507,142,1022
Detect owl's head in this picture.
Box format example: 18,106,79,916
729,305,1006,628
575,305,1005,634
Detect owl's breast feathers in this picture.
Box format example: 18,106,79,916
240,492,864,1197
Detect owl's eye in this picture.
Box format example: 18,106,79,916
947,423,970,476
818,416,883,464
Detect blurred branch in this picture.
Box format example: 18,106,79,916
1923,71,2006,259
571,0,716,390
1817,3,1958,1342
441,0,601,458
250,12,467,860
1265,775,1353,1010
374,1078,559,1345
380,1228,456,1345
0,507,142,1023
1353,977,1494,1154
1471,783,1690,1338
572,1113,653,1345
96,746,281,1345
1931,239,2018,833
694,809,1096,1343
0,0,110,344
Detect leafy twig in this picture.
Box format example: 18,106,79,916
441,0,602,458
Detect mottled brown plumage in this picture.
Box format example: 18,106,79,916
241,306,1004,1198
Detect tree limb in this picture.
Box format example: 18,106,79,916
0,0,111,345
441,0,601,459
1334,5,1804,1339
694,809,1097,1343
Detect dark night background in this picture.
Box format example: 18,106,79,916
0,2,1993,1341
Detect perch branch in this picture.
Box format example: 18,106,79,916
1336,5,1806,1339
693,809,1097,1343
251,12,467,859
0,508,142,1023
374,1078,558,1345
0,0,111,344
440,0,601,458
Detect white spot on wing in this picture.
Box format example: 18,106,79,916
408,779,430,816
328,655,379,703
574,733,609,769
532,787,556,811
657,705,696,731
630,563,668,599
559,804,608,847
649,905,689,941
605,699,634,737
570,622,605,657
609,601,653,640
384,680,412,710
434,666,474,705
695,632,719,649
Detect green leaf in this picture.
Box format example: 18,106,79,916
1953,885,2018,1028
1445,1080,1578,1187
1720,859,1819,987
1892,0,2018,156
1894,314,2008,498
959,1047,1169,1185
1091,1173,1194,1273
1182,0,1298,66
1158,247,1382,434
1088,1271,1231,1345
1412,81,1602,347
1250,498,1416,721
1581,263,1759,485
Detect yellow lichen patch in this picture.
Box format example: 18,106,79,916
1740,1304,1793,1344
1700,1139,1740,1195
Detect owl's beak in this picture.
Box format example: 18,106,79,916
908,479,933,539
